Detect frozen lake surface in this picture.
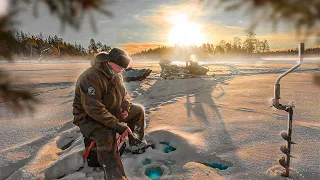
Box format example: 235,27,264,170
0,60,319,179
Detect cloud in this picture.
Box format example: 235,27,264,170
142,1,205,24
121,42,168,54
121,2,319,50
138,1,250,45
138,1,207,42
17,0,316,50
258,28,320,49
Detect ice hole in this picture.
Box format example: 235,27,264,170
159,141,176,153
145,166,163,180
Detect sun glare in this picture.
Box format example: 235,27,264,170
168,14,205,46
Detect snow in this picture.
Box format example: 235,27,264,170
0,60,319,180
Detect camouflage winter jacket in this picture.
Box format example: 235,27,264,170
72,61,131,130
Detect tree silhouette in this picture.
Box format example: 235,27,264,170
96,41,103,52
262,40,270,52
101,45,112,52
131,33,319,59
2,30,97,58
88,38,98,54
243,32,257,53
225,42,232,53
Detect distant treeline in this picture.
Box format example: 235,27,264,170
132,32,319,59
1,31,112,60
2,31,319,61
263,47,320,56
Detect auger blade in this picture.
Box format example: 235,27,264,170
281,132,296,144
290,141,296,145
280,131,289,141
279,157,288,168
289,154,296,158
280,145,289,154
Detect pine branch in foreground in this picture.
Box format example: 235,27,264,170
0,0,113,113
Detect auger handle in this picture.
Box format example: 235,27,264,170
272,43,304,110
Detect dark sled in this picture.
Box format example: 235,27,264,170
122,68,152,82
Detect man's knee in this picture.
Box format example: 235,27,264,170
130,104,145,116
79,117,105,138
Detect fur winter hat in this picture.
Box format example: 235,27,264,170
95,48,131,68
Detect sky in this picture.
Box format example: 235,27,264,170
15,0,319,54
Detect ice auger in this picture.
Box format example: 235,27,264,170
272,43,304,177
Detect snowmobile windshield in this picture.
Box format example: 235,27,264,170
190,54,198,62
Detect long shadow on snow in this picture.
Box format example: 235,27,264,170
184,77,235,153
182,64,271,179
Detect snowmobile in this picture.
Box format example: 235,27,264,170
159,55,209,79
122,67,152,82
185,54,209,75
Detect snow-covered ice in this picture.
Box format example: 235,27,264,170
0,60,319,180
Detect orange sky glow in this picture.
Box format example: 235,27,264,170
17,1,319,55
119,2,319,54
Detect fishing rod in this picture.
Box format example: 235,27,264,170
272,43,304,177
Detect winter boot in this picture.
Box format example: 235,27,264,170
129,139,155,154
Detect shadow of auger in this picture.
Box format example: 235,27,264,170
213,85,225,100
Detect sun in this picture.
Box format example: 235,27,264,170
168,14,205,46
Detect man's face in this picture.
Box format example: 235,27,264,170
107,62,124,73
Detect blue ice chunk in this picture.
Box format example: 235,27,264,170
159,141,176,153
203,162,229,170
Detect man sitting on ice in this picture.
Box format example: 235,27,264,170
73,48,147,179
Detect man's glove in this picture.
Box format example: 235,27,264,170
114,124,142,145
120,109,129,120
129,133,143,145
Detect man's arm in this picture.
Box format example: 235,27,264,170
79,74,126,133
122,92,131,112
120,74,131,112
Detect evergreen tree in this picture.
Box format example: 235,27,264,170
96,41,103,52
263,40,270,52
243,32,257,53
88,38,98,54
226,43,232,53
101,45,112,52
